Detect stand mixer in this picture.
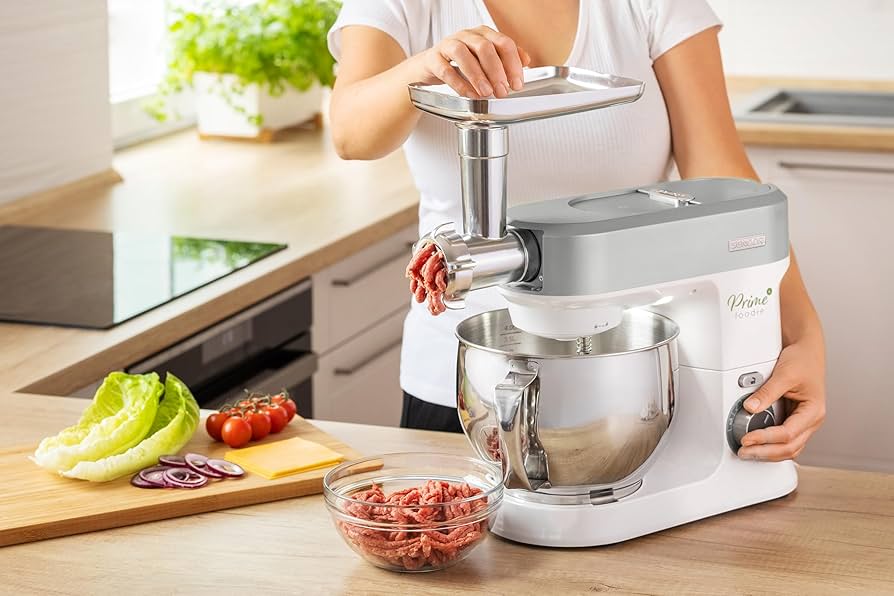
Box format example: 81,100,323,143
407,67,798,547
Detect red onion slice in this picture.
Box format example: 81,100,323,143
205,459,245,478
159,455,187,467
163,467,209,488
184,452,208,467
131,473,162,489
140,469,169,487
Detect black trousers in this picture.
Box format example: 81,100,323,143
400,392,463,433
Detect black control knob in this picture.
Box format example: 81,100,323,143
726,395,777,453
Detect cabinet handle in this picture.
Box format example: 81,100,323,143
778,161,894,175
334,337,402,376
332,242,416,287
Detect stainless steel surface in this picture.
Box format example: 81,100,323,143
494,361,547,491
459,125,509,239
777,161,894,175
456,309,679,497
129,279,311,372
416,225,535,309
575,336,593,355
408,66,644,125
726,395,785,452
736,88,894,128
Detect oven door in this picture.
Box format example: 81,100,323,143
198,337,318,416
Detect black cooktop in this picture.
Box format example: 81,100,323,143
0,226,286,329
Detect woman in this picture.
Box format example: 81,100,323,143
327,0,825,462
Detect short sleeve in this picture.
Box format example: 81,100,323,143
638,0,722,61
327,0,413,61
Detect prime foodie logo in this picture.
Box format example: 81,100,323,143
727,288,772,320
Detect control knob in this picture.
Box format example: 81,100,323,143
726,395,778,453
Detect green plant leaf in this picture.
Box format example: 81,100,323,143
147,0,341,124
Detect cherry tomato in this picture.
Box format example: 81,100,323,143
281,398,297,422
205,412,230,441
221,417,252,448
246,411,271,441
271,393,286,405
237,399,254,410
264,404,289,433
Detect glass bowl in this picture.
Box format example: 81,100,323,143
323,452,504,573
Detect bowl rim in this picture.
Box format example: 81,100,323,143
323,452,505,510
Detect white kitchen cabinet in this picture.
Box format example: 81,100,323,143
311,224,417,426
313,307,405,427
748,146,894,472
312,225,417,354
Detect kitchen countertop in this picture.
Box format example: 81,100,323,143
2,390,894,595
726,76,894,152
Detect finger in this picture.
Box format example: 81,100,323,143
740,401,822,447
455,32,509,97
738,428,812,462
518,46,532,67
440,40,492,97
478,29,524,91
428,50,479,98
742,373,791,414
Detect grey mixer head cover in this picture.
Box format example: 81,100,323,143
507,178,789,297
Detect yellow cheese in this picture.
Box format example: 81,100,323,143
224,437,345,480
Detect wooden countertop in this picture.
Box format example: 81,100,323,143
0,126,419,397
3,391,893,594
727,76,894,152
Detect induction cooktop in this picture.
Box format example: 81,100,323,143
0,226,287,329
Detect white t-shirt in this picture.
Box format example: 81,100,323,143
328,0,721,408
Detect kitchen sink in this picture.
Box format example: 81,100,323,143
735,88,894,127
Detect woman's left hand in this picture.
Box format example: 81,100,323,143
737,338,826,462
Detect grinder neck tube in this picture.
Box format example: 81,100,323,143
458,124,509,240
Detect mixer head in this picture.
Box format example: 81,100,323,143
406,68,788,341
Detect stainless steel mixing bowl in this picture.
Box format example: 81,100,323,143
456,308,679,497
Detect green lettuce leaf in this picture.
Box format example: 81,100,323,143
32,372,162,472
62,373,200,482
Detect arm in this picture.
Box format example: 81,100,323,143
653,27,826,461
330,26,529,160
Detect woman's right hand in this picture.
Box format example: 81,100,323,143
410,26,532,99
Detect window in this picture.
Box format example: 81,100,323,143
107,0,195,148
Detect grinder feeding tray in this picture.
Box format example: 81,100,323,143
405,66,644,315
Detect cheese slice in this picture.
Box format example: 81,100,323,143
224,437,345,480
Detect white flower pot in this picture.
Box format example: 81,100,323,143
193,72,323,139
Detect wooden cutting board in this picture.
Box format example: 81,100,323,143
0,416,362,547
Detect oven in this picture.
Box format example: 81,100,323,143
123,280,316,415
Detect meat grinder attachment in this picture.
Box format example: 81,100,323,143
407,66,645,308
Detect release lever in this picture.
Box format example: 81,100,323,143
637,188,700,207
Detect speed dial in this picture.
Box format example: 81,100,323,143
726,395,778,453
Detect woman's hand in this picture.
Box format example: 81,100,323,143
410,26,531,99
737,336,826,462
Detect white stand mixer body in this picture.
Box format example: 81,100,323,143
492,257,798,546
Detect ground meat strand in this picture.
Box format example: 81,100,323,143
405,244,448,316
339,480,489,571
